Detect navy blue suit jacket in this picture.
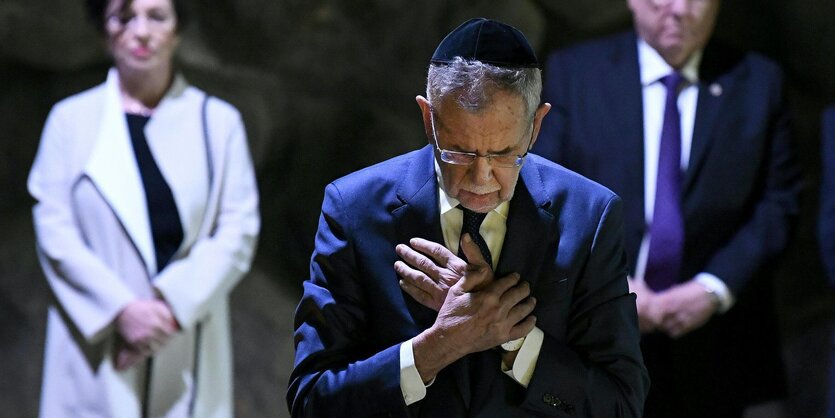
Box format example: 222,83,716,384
288,145,649,417
820,105,835,285
533,31,801,411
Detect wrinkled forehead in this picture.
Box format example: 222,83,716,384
432,87,526,121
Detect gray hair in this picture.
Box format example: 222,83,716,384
426,57,542,121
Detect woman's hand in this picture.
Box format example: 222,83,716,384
116,299,178,354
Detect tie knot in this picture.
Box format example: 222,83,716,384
662,72,684,92
460,206,488,234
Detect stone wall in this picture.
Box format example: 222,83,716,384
1,1,833,416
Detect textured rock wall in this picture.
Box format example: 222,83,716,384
1,1,833,416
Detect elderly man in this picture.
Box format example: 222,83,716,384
288,18,648,417
533,0,801,417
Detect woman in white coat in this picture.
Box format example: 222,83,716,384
27,0,259,416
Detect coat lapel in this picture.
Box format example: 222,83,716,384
144,77,212,255
393,145,477,410
392,145,444,331
84,69,156,274
683,43,741,196
494,163,556,289
599,33,646,262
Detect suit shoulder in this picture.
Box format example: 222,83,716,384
527,154,620,204
702,41,784,83
743,51,784,81
545,31,634,68
198,89,241,118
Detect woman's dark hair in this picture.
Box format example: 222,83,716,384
85,0,190,33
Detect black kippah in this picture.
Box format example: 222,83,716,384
430,18,538,68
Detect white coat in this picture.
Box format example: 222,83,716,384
28,68,260,418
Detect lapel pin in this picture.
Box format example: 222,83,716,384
709,83,723,97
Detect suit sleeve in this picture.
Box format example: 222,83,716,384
287,183,408,418
700,75,802,292
521,196,649,417
28,104,136,344
154,106,260,329
819,105,835,286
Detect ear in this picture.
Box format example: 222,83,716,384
416,95,434,146
528,103,552,150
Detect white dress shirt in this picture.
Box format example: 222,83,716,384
399,162,545,405
633,39,734,312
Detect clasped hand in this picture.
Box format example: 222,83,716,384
114,298,179,370
630,278,719,338
395,234,537,357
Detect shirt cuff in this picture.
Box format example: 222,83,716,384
500,326,544,388
695,273,735,313
400,338,432,405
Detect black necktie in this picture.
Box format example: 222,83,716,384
126,114,184,272
458,206,492,268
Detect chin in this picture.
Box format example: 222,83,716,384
459,197,500,213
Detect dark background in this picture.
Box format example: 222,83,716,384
1,1,833,417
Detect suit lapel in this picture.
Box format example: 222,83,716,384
599,33,646,262
684,89,721,196
83,69,156,274
392,146,444,331
494,163,555,289
391,146,474,410
682,44,740,197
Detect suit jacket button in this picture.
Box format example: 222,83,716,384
543,393,554,405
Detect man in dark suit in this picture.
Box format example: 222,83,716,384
533,0,801,417
819,105,835,418
288,18,649,417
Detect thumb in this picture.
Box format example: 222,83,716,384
459,233,490,292
459,233,489,267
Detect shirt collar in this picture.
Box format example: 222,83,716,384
637,38,702,86
434,159,510,219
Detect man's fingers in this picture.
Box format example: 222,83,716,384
661,312,690,338
399,280,440,311
395,261,443,295
488,273,522,296
408,238,465,272
508,316,537,341
396,244,444,280
499,280,531,307
506,297,536,325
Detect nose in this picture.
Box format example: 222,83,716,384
669,0,689,15
468,156,494,184
131,16,150,37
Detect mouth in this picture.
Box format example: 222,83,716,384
130,46,153,59
458,188,499,208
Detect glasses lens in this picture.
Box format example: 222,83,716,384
491,155,524,168
440,151,475,165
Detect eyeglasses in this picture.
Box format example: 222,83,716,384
106,10,175,33
430,111,532,169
